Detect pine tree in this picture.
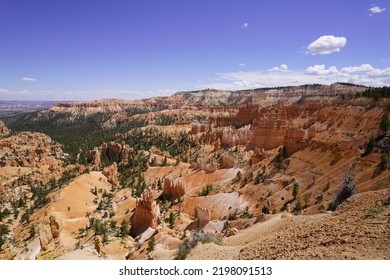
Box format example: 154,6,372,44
120,219,129,237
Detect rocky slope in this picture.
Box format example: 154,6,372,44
187,189,390,260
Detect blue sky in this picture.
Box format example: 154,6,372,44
0,0,389,100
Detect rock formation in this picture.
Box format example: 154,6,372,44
195,205,211,227
162,178,185,200
87,147,101,166
284,124,316,156
0,121,10,137
36,214,64,260
0,132,64,168
190,158,218,173
190,123,209,134
130,189,161,237
252,109,289,150
185,205,211,231
102,162,119,186
89,141,132,167
94,236,105,255
220,153,239,169
138,227,156,244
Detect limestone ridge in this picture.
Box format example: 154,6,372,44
26,84,368,121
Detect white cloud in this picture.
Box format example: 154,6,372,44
305,64,340,75
198,64,390,90
0,88,9,94
307,35,347,55
22,77,37,82
238,63,245,67
280,64,288,71
17,90,32,95
369,6,386,15
339,64,375,74
270,64,288,72
241,22,249,29
305,64,390,83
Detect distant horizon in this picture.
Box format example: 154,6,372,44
0,82,372,102
1,1,389,100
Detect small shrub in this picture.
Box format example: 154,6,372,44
174,230,221,260
364,205,385,218
294,198,302,212
254,173,264,185
0,224,10,248
167,211,178,228
379,153,389,171
198,184,213,196
303,192,311,208
147,237,155,253
364,136,376,155
293,182,299,198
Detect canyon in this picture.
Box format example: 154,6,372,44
0,83,389,260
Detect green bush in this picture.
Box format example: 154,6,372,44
0,224,10,248
198,185,213,196
262,205,270,214
147,237,155,253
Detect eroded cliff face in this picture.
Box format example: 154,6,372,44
189,99,384,160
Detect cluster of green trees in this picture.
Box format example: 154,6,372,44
357,86,390,100
9,109,151,164
119,171,149,198
123,129,194,160
0,208,11,222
